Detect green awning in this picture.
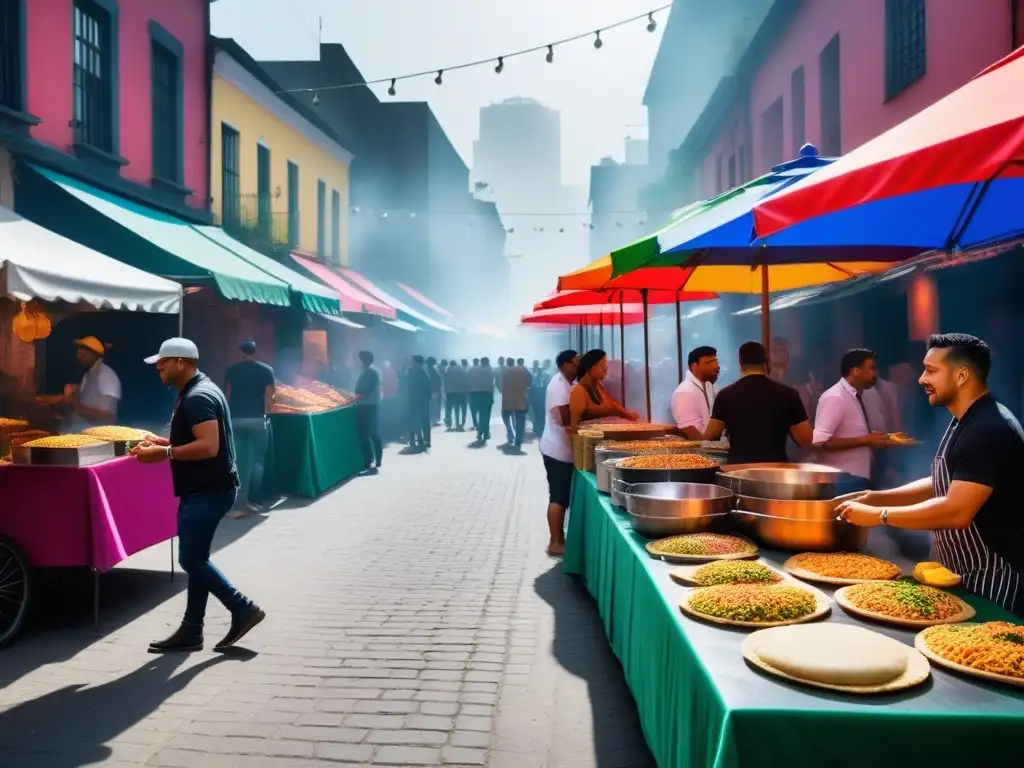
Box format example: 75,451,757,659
30,166,291,307
194,226,341,315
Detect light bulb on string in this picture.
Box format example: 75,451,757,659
545,45,554,63
593,31,602,49
388,78,396,96
494,57,504,74
311,91,320,106
647,13,657,32
435,70,443,85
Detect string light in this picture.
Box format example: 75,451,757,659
311,91,320,106
387,78,396,96
275,5,669,95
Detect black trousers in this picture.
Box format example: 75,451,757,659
409,400,431,446
355,404,382,468
471,392,494,439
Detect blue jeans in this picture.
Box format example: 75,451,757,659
178,489,250,627
233,417,269,506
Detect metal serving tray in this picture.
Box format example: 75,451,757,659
11,441,116,467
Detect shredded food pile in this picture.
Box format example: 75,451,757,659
844,579,964,620
921,622,1024,679
601,439,699,452
23,434,105,449
651,533,756,557
688,584,817,623
691,561,782,586
619,453,719,470
790,552,901,581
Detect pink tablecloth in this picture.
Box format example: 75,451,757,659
0,457,177,570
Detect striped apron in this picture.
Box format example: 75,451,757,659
931,419,1022,614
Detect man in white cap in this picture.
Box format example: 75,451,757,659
38,336,122,431
131,338,265,652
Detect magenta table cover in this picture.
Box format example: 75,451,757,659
0,457,177,570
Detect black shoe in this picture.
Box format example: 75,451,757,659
149,624,203,653
215,606,266,650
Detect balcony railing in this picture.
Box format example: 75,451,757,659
218,193,296,253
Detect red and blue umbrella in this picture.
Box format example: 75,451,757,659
753,46,1024,251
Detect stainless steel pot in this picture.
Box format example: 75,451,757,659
619,482,734,537
595,444,699,493
607,457,720,507
731,509,868,551
716,464,858,501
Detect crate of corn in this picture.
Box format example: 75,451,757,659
12,433,115,467
80,426,149,456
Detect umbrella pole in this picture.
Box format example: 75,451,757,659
619,296,626,404
178,294,184,336
675,294,683,383
760,265,771,374
642,289,652,422
599,306,604,349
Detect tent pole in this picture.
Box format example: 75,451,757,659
619,296,626,404
178,291,184,336
675,294,683,383
642,289,651,422
760,265,771,375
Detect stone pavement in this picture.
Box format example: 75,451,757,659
0,427,655,767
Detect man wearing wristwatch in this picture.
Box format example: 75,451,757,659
132,338,265,651
836,334,1024,616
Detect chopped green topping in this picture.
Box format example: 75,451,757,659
996,632,1024,645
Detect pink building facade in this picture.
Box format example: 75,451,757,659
687,0,1021,200
0,0,212,219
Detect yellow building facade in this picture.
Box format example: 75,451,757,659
210,41,351,265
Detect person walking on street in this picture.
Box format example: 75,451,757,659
132,338,264,652
406,355,433,450
455,359,470,429
500,357,515,445
223,340,274,514
439,360,451,428
468,358,482,432
467,357,495,442
353,350,383,472
427,357,443,427
502,358,533,452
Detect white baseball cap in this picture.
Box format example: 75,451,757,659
144,337,200,364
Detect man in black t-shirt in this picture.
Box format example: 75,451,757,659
132,338,264,652
703,341,812,464
224,340,275,512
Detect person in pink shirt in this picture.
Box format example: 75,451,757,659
813,349,899,484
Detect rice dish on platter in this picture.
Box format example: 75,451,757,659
844,580,965,621
919,622,1024,679
691,561,782,586
688,584,817,623
649,533,756,557
788,552,900,581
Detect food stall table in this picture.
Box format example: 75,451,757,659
269,406,364,498
564,470,1024,768
0,458,178,646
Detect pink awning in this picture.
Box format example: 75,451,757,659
397,282,455,318
291,255,395,318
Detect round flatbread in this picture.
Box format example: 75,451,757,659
747,624,909,687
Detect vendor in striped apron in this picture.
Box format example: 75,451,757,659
836,333,1023,616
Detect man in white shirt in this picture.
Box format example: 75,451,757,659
62,336,122,431
670,346,720,439
813,349,894,483
539,349,579,557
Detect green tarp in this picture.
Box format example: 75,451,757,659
564,471,1024,768
29,166,291,307
269,407,364,497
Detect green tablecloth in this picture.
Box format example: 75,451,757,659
269,407,364,497
564,470,1024,768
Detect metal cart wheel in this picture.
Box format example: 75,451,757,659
0,535,32,648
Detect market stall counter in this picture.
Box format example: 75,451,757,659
0,457,177,646
269,405,364,498
564,470,1024,768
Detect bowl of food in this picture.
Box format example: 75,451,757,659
680,583,829,628
645,532,757,563
716,464,856,501
594,440,700,494
732,509,868,552
620,482,734,537
608,453,721,506
835,580,975,628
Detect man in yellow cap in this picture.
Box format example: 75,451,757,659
66,336,122,430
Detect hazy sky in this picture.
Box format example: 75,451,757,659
211,0,666,186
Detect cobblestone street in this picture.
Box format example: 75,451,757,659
0,428,655,768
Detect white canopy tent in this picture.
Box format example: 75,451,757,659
0,205,181,313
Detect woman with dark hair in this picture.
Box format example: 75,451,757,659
568,349,639,431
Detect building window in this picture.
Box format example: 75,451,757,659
331,189,341,262
885,0,926,100
761,96,784,170
820,34,842,156
287,161,299,249
316,180,326,258
0,0,22,112
257,143,271,237
791,66,806,154
73,0,114,151
151,40,179,181
221,124,240,226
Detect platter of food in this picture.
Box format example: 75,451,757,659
834,581,975,628
783,552,902,585
80,425,149,455
599,438,701,452
670,559,785,587
679,583,829,628
742,624,931,694
646,533,758,563
12,434,114,467
617,453,719,470
588,422,675,441
914,622,1024,688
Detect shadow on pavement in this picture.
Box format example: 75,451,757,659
534,564,656,768
0,653,244,766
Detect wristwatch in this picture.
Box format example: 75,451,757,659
879,508,888,526
166,445,173,461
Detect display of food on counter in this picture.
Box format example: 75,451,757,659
690,560,784,586
686,583,819,624
588,422,674,432
837,580,974,625
912,561,962,588
743,624,931,693
22,434,105,448
600,438,700,452
784,552,901,583
80,426,148,442
647,533,757,559
0,418,30,429
916,622,1024,684
618,453,719,470
273,382,354,413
